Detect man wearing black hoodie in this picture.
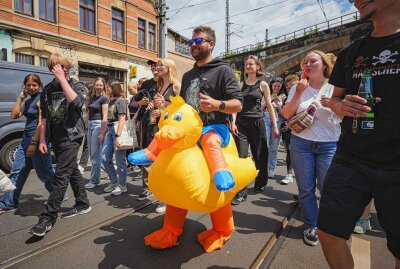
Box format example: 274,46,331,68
180,25,243,192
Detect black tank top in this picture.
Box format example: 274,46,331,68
238,80,263,119
160,84,175,103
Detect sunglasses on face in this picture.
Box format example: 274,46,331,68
188,37,211,46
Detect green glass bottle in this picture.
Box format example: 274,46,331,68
352,71,375,135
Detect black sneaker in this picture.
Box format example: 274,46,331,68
29,218,53,237
61,205,92,219
303,228,319,246
130,165,143,181
231,196,247,206
254,186,265,193
137,189,153,201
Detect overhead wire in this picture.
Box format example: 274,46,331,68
168,0,194,21
235,0,348,43
176,0,291,32
166,0,217,13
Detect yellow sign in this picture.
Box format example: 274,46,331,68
234,70,241,82
130,65,137,78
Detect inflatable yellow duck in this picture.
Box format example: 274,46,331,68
128,96,257,252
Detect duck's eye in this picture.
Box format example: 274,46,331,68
173,112,182,121
164,112,169,120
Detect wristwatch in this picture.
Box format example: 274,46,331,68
219,101,225,111
115,134,120,138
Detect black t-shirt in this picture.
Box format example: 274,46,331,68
46,85,68,141
329,32,400,169
107,97,127,123
88,95,109,121
237,80,263,119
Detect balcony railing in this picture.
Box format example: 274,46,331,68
221,12,359,58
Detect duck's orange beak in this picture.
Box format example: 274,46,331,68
154,125,185,149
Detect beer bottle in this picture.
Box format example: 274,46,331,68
352,71,375,135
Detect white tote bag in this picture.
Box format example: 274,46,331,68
114,105,139,150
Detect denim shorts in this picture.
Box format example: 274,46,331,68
317,159,400,259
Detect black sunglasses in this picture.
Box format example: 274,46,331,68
188,37,211,46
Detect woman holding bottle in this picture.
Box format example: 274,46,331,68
151,58,181,213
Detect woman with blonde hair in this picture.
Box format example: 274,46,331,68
283,50,339,246
85,77,109,189
148,58,181,213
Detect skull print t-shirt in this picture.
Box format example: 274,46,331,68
47,85,69,141
329,31,400,169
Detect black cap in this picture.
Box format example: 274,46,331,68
147,58,159,65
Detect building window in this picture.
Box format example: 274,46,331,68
14,0,33,16
175,39,190,56
15,53,34,65
80,0,95,34
148,23,156,51
112,8,124,42
39,0,55,22
138,18,146,49
40,57,48,67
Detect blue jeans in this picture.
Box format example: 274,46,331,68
0,132,54,209
101,125,127,187
87,120,102,184
263,111,282,175
290,135,337,228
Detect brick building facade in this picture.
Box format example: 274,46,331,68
0,0,159,88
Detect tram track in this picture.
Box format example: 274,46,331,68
0,200,157,269
250,201,300,269
0,197,299,269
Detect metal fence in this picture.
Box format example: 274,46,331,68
221,12,359,58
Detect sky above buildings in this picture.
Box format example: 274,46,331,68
166,0,357,57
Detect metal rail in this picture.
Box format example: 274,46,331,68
221,12,359,58
0,200,157,269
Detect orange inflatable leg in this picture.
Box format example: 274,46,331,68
144,205,188,249
197,203,235,253
145,139,162,161
200,132,228,176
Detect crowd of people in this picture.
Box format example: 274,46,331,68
0,0,399,267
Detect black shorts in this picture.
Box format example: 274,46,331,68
317,160,400,259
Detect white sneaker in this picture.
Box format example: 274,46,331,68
78,165,85,175
111,185,127,196
85,182,99,189
104,183,118,193
155,203,166,213
280,175,294,185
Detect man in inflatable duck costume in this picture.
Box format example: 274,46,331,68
128,96,257,252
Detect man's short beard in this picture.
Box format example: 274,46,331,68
192,50,208,61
